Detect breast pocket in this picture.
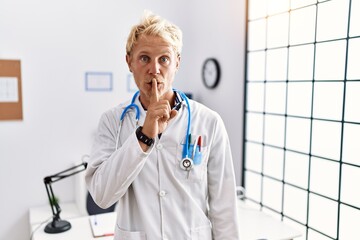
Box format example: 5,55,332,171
174,136,209,182
115,226,146,240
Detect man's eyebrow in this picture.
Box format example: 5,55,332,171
137,50,150,55
136,51,173,58
156,50,175,57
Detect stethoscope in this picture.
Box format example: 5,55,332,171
115,90,196,171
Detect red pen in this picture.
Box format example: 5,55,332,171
197,136,202,152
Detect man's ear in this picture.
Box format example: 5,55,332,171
126,54,132,72
176,55,181,71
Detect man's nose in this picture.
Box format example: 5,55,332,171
148,61,160,75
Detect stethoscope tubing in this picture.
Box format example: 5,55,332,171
120,91,140,121
178,91,191,159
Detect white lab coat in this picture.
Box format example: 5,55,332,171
85,96,240,240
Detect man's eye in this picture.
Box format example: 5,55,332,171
140,56,150,62
160,57,169,63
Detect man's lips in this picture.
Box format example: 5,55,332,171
146,80,164,85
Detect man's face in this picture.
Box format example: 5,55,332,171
126,35,180,103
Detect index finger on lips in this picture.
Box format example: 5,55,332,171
150,78,159,104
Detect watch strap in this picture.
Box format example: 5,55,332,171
136,126,154,146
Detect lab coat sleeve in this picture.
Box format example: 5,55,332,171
85,111,154,208
207,115,240,240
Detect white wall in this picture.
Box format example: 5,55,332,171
175,1,246,185
0,0,245,239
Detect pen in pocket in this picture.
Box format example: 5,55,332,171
197,136,202,152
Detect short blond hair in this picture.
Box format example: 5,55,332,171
126,11,183,56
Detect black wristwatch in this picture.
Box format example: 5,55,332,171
136,126,154,146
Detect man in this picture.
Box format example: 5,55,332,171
86,11,240,240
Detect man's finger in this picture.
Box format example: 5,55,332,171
169,109,178,120
150,78,159,104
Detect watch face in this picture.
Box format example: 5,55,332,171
202,58,220,89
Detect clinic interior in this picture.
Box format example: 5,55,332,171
0,0,359,240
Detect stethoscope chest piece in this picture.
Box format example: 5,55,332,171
180,158,193,171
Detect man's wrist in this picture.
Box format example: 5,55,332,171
136,126,155,146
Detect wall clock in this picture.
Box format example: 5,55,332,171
202,58,221,89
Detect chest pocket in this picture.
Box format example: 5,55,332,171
115,227,146,240
174,138,209,182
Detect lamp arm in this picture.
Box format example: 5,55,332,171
44,180,61,220
45,162,88,184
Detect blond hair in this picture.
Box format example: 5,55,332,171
126,11,183,56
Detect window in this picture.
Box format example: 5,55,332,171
243,0,360,239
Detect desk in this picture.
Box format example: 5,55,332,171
30,200,301,240
31,213,116,240
29,202,82,228
237,201,301,239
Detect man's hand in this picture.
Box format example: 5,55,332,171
141,78,177,141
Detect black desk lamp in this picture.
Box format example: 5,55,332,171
43,161,87,233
